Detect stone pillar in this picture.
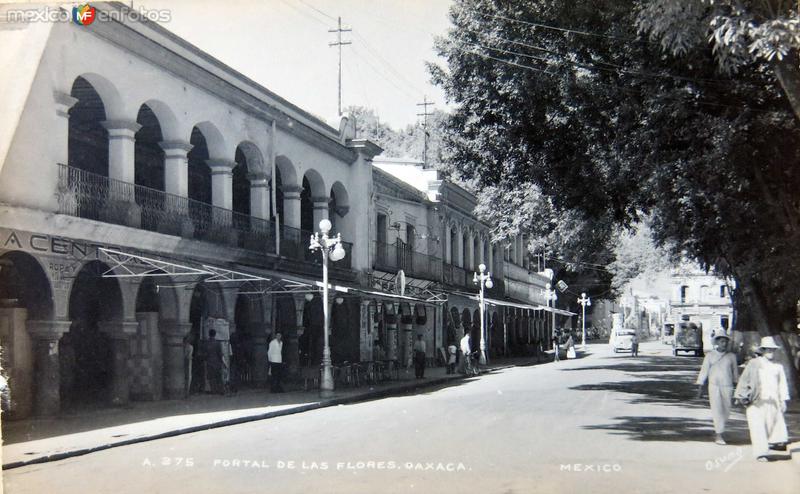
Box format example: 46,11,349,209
160,140,193,197
102,119,141,184
249,172,270,220
455,226,464,268
444,226,452,264
159,320,193,399
401,308,413,369
54,91,78,165
387,302,399,361
465,232,474,272
207,159,236,211
28,320,71,416
289,294,306,377
281,185,302,229
312,196,330,231
99,320,139,406
488,242,494,274
250,296,272,386
159,140,194,237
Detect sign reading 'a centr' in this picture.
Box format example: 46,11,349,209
0,227,109,259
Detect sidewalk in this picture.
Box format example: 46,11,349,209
1,357,541,469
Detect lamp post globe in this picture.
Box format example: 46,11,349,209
318,218,332,234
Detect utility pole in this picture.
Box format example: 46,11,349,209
416,96,434,167
329,17,351,116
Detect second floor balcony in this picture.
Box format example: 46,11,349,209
373,240,442,282
56,164,352,270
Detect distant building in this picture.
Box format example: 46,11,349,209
668,265,734,348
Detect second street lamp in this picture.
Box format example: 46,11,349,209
544,283,558,346
309,218,346,398
473,263,493,366
577,292,591,350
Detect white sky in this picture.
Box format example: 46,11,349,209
136,0,454,128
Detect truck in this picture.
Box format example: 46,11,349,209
673,322,703,357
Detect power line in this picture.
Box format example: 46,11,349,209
472,9,639,42
297,0,337,21
352,30,425,97
469,48,789,115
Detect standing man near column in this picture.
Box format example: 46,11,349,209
268,333,285,393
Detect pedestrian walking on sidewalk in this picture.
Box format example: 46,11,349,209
204,330,225,395
631,333,639,357
447,343,457,374
696,334,738,445
566,334,576,359
552,336,560,362
735,336,790,461
460,331,472,374
413,334,427,378
268,333,285,393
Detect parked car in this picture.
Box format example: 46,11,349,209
611,329,637,353
673,322,703,357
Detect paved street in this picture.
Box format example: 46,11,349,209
4,342,798,494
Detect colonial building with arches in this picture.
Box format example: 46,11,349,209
0,4,571,420
0,4,377,419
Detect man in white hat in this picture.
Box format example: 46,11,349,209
696,334,738,444
735,336,791,461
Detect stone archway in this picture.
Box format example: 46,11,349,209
0,251,55,417
64,260,123,407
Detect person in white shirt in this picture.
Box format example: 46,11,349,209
268,333,284,393
447,343,458,374
413,334,427,378
460,332,473,375
736,336,790,460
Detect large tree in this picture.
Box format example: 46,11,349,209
430,0,800,383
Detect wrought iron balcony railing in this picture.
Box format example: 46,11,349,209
56,164,356,269
373,240,442,282
57,164,274,253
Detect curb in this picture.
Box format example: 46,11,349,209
2,364,517,470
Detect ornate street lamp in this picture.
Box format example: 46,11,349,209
577,292,591,350
544,283,558,345
309,218,346,397
473,263,494,366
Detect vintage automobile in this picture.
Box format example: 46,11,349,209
662,322,675,345
611,329,637,353
673,322,704,357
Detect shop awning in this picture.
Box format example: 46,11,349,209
457,292,577,317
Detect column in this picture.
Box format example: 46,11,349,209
455,226,464,267
207,159,236,211
27,320,71,416
250,296,272,385
102,119,142,226
444,225,452,264
281,185,302,229
312,196,330,231
465,231,474,272
159,140,194,237
159,320,193,399
160,140,193,197
99,320,139,406
401,307,413,368
488,242,494,275
102,120,141,184
387,302,399,361
54,91,78,164
249,172,270,220
289,294,306,377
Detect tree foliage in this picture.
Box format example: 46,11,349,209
430,0,800,352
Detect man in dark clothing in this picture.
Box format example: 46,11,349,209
413,334,427,378
205,329,225,395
